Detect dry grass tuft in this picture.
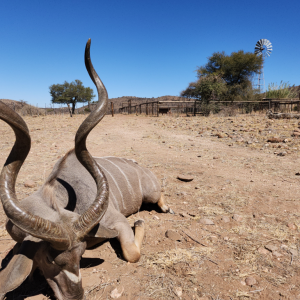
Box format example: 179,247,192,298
141,246,214,269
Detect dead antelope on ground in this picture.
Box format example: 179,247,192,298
0,39,173,300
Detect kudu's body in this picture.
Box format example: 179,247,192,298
0,40,172,300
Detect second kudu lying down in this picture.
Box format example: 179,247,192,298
0,39,173,300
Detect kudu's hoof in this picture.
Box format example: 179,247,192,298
134,220,145,227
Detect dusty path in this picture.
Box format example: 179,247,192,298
0,113,300,299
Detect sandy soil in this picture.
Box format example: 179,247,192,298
1,113,300,300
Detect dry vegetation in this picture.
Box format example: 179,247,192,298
1,112,300,300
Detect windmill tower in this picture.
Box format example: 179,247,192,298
254,39,272,93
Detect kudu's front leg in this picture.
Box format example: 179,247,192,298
113,214,144,263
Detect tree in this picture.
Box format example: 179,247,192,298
182,50,263,103
181,74,227,103
197,50,263,87
49,80,95,116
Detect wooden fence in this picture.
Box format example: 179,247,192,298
117,97,300,116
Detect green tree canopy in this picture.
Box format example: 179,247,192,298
181,74,227,103
181,50,263,103
49,80,95,116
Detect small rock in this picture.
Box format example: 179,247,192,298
199,218,214,225
277,152,286,156
165,230,182,241
24,180,35,188
240,280,246,286
267,138,283,143
153,215,160,220
110,287,124,299
272,251,282,258
173,287,182,297
221,216,230,223
258,247,269,255
213,156,219,159
215,133,226,138
245,277,256,286
265,245,278,252
224,236,229,241
293,131,300,137
209,235,218,242
281,244,288,250
232,214,243,222
179,212,190,218
289,249,298,256
287,223,296,230
177,175,194,182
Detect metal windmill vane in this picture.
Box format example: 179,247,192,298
254,39,272,92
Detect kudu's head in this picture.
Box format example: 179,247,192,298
0,39,115,300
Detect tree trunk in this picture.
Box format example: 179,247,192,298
72,102,76,115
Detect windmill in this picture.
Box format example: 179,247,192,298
254,39,272,93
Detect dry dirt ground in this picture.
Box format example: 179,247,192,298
1,113,300,300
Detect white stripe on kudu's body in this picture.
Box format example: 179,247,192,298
103,158,136,201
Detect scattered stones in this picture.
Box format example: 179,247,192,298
199,218,214,225
221,216,230,223
165,230,182,241
177,175,194,182
265,245,278,252
110,287,124,299
232,214,243,222
24,180,35,188
245,277,257,286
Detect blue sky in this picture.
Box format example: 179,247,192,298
1,0,299,107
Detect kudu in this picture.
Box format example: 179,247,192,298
0,39,173,300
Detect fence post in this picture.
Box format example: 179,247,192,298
146,103,148,115
128,99,131,114
111,102,114,117
157,102,159,117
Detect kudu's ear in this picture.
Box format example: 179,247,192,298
87,223,119,239
0,237,40,297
